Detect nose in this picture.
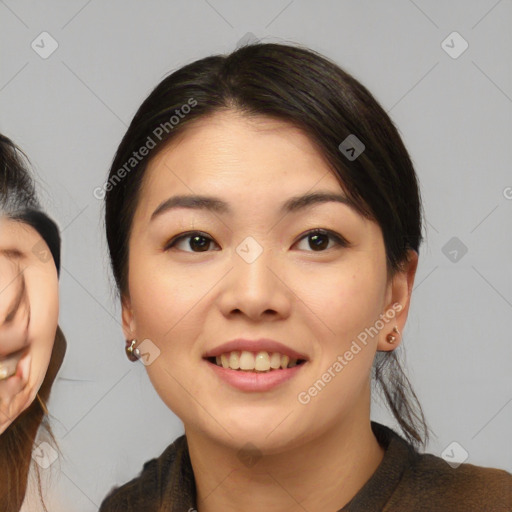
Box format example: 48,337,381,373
217,241,292,322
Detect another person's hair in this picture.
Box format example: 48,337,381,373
0,133,66,512
104,42,429,448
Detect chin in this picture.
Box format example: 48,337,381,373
197,418,306,455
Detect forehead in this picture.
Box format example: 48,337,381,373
0,216,42,254
138,111,345,207
0,216,59,283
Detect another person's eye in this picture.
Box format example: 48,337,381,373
164,231,220,253
294,228,350,252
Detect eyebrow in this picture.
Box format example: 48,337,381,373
0,248,24,259
150,191,356,221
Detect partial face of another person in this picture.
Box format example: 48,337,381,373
0,217,59,434
122,111,413,453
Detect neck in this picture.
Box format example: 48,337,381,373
186,398,385,512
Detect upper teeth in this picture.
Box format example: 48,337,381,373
215,351,301,371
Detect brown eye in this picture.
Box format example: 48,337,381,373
295,229,349,252
164,232,220,253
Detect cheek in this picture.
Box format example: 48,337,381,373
128,254,223,408
297,259,385,338
129,254,215,341
130,272,182,340
25,266,59,388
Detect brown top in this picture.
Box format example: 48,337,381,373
99,421,512,512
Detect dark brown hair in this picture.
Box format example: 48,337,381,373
0,133,66,512
104,41,429,473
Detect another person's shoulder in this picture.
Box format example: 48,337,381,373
400,449,512,510
99,434,190,512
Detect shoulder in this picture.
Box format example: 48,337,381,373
397,450,512,510
368,422,511,511
98,435,188,512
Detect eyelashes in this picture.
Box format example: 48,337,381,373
164,231,217,252
302,229,350,250
163,228,350,253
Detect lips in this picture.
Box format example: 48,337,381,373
202,338,309,361
0,347,28,380
206,359,305,392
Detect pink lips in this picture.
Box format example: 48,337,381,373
205,358,306,392
16,350,31,383
2,347,32,381
202,338,309,392
202,338,309,361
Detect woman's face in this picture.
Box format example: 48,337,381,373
0,217,59,434
123,111,415,452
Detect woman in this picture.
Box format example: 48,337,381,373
99,43,511,511
0,133,66,512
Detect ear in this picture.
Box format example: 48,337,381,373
121,294,137,343
377,249,418,352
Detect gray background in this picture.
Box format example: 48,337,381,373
1,0,511,510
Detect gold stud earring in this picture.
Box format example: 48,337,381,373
386,326,400,344
126,339,140,361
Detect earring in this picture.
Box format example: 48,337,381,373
386,326,400,344
126,339,140,361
